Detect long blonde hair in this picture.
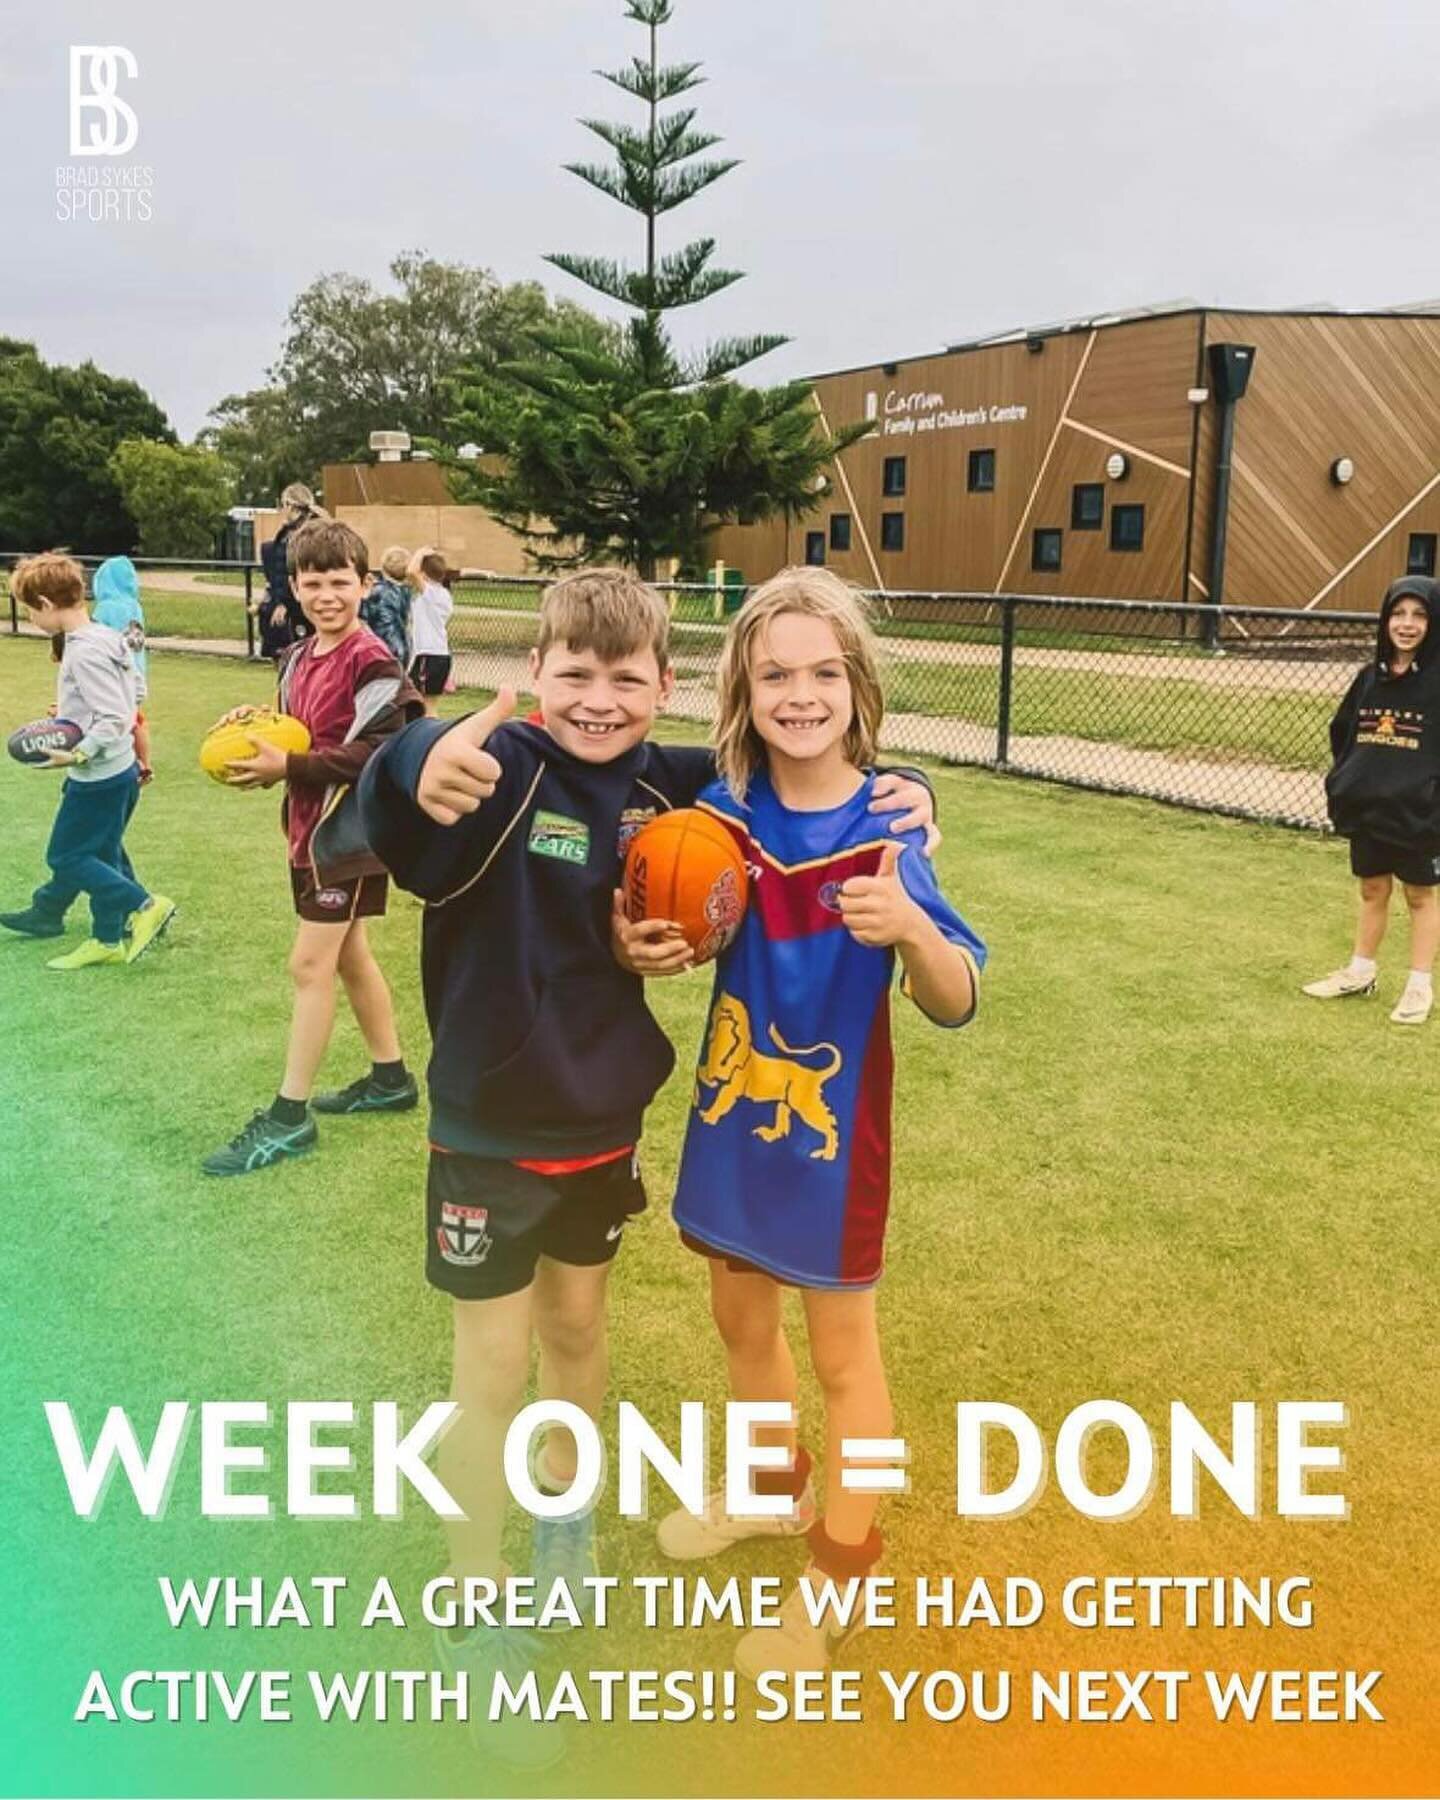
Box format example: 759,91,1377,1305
714,567,884,799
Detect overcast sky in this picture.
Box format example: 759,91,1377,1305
4,0,1439,444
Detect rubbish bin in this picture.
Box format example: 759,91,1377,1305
722,569,747,615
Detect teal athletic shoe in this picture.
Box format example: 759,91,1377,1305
0,907,65,938
433,1621,565,1772
532,1511,601,1628
202,1108,318,1176
311,1071,420,1115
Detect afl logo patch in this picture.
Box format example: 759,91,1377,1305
314,886,350,911
818,880,845,913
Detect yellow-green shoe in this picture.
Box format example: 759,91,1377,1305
124,895,177,963
47,938,126,971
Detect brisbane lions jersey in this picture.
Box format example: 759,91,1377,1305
672,771,986,1289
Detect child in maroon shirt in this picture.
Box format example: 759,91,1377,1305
202,520,423,1177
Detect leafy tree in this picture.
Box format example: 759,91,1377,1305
202,384,307,510
448,0,866,577
202,254,613,499
110,439,235,558
0,340,173,552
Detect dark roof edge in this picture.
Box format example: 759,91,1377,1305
801,304,1440,387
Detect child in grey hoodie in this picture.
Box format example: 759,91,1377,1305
1,554,173,967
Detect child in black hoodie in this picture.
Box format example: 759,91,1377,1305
1305,575,1440,1023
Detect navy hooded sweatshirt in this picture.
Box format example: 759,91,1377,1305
359,718,714,1159
1325,576,1440,847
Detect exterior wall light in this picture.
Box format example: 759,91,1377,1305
1330,457,1355,486
1106,452,1129,481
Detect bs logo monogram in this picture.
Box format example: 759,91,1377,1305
69,47,139,157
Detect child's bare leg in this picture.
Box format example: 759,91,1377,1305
710,1260,799,1466
279,920,348,1100
1353,874,1392,959
802,1288,891,1548
443,1288,534,1581
1401,884,1439,973
532,1258,611,1485
336,920,402,1062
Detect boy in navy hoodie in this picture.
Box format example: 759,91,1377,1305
1306,576,1440,1023
358,568,934,1769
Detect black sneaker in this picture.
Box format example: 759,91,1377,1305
311,1072,420,1115
202,1108,318,1176
0,908,64,939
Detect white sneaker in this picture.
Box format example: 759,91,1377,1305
656,1483,816,1560
1390,984,1434,1025
1301,967,1377,999
733,1564,867,1681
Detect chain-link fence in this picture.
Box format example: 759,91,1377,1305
444,578,1370,833
3,556,263,654
4,559,1373,832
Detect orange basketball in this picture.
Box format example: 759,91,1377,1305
622,808,750,965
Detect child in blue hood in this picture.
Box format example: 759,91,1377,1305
91,556,151,780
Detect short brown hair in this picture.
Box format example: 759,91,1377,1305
714,566,884,798
287,518,369,579
418,550,449,584
535,567,671,672
12,553,87,614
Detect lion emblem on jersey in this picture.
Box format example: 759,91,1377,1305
694,993,842,1161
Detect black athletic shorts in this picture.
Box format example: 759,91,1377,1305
1348,835,1440,886
409,653,453,697
289,865,389,922
426,1147,647,1300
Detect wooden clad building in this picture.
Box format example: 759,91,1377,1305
709,303,1440,614
315,455,535,575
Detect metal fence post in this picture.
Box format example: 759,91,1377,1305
996,595,1016,768
244,566,256,659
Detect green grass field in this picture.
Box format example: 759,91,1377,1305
2,640,1434,1796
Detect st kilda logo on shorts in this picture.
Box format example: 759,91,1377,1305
438,1201,493,1267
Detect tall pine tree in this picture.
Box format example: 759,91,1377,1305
448,0,867,577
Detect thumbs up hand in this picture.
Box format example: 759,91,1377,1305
837,840,924,948
417,687,516,825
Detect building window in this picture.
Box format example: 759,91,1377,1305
968,448,996,493
829,513,852,552
1111,504,1145,552
1071,483,1104,531
1408,533,1437,577
804,531,826,567
1032,529,1063,573
882,456,907,497
880,512,905,552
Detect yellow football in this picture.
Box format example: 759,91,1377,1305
199,707,311,785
